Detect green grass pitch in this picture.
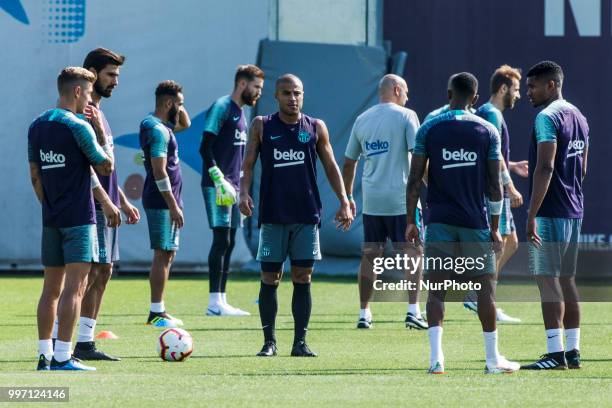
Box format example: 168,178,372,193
1,274,610,407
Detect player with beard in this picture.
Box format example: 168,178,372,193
200,65,264,316
141,80,191,328
49,48,141,361
460,65,525,323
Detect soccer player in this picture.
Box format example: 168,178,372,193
465,65,526,323
240,74,353,357
62,48,140,361
521,61,588,370
342,74,426,330
140,80,191,328
200,65,264,316
29,67,120,371
406,73,520,374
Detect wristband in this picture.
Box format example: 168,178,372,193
155,177,172,192
102,143,114,159
91,173,101,190
501,168,511,186
489,199,503,216
347,194,354,201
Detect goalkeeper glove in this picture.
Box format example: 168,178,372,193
208,166,237,206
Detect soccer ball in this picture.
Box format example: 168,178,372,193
157,328,193,362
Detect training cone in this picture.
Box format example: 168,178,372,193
95,330,119,340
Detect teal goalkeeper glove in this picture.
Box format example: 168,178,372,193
208,166,237,206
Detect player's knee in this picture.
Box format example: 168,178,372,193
261,270,282,285
94,264,113,288
506,234,519,254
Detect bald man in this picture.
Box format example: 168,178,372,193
240,74,353,357
343,74,426,330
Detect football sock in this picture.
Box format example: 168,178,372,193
38,339,53,361
76,317,96,343
546,328,564,353
259,281,278,343
483,330,500,364
359,308,371,320
220,228,236,295
292,282,312,344
408,303,421,318
221,292,227,305
208,292,222,307
53,340,72,363
428,326,444,366
209,227,232,294
150,301,165,313
51,317,58,339
565,328,580,351
220,272,229,295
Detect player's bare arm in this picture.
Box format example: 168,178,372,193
315,120,353,230
28,163,44,204
527,142,556,247
341,157,358,217
239,116,262,217
151,156,183,228
405,155,426,243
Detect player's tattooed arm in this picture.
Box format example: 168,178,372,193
151,156,184,228
28,163,44,204
239,116,262,217
315,120,353,230
174,106,191,133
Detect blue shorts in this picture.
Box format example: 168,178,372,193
95,210,119,264
424,223,496,277
529,217,582,277
42,224,98,267
145,209,179,251
487,197,515,236
202,186,242,229
362,209,423,244
256,224,321,263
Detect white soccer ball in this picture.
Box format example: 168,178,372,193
157,328,193,362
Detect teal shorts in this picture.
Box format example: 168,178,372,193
424,223,496,277
256,224,321,263
487,197,515,236
202,186,242,229
145,209,180,251
95,210,119,264
42,224,98,267
529,217,582,277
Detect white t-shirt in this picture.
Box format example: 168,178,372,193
345,103,420,216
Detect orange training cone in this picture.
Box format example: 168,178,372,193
95,331,119,340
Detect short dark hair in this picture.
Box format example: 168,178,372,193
490,65,522,94
234,65,265,87
57,66,96,94
83,47,125,72
275,73,303,89
155,80,183,101
449,72,478,98
526,61,564,86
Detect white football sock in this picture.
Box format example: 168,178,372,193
77,317,96,343
221,292,227,305
359,308,371,319
51,317,58,339
408,303,421,318
428,326,444,366
38,339,53,361
545,328,564,353
565,328,580,351
209,293,222,307
150,301,165,313
53,340,72,363
483,330,500,364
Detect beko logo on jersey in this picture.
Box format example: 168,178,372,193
234,129,247,146
442,148,477,169
39,149,66,169
273,148,305,168
365,140,390,156
567,140,585,158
